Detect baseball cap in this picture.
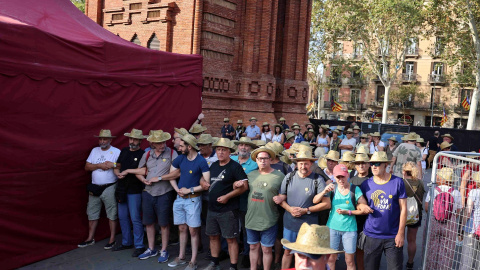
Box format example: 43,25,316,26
333,164,349,178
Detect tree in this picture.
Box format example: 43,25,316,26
425,0,480,130
320,0,425,123
390,84,425,123
71,0,85,13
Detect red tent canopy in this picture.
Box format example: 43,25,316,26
0,0,202,268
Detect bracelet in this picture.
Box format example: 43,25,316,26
348,210,352,216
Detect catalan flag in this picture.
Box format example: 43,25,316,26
440,106,448,126
462,95,471,110
306,101,315,112
331,99,342,112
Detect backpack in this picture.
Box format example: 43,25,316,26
330,184,358,209
433,187,455,223
285,170,319,195
404,180,422,225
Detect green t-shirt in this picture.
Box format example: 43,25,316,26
326,185,363,232
245,170,285,231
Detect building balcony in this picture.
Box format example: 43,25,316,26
405,48,419,58
428,74,446,85
322,101,364,111
327,77,342,86
372,75,387,82
400,73,419,83
347,77,366,86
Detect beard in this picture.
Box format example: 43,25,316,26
238,150,250,158
99,142,110,149
181,149,189,155
129,143,140,150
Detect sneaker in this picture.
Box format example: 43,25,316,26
113,244,133,252
138,248,159,260
77,239,95,248
132,248,146,257
104,241,116,250
158,250,169,263
168,257,187,267
406,262,414,270
184,262,198,270
202,262,220,270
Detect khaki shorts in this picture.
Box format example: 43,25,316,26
87,183,118,221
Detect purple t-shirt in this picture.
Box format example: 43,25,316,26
360,174,407,239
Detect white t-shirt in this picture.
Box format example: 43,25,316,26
420,147,428,169
86,146,121,185
339,138,356,156
468,189,480,233
369,141,385,153
425,185,463,212
324,168,335,182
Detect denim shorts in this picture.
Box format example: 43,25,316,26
141,190,174,226
246,224,278,247
173,195,202,228
329,228,357,254
283,228,299,250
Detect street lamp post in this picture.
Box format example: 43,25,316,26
430,78,436,127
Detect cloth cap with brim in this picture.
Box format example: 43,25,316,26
369,151,391,163
279,117,286,121
340,151,355,162
174,127,188,136
292,125,301,130
147,130,171,143
253,140,266,147
224,118,230,122
285,132,296,141
250,117,257,121
124,128,146,139
293,145,317,161
371,132,381,137
213,138,236,152
440,141,452,150
262,122,270,126
274,124,284,132
181,134,200,151
353,153,370,163
437,168,454,182
94,129,116,138
251,146,277,162
388,136,397,142
237,120,243,124
324,150,340,161
189,124,207,134
333,164,349,177
281,223,343,255
234,137,258,148
442,133,454,140
197,134,214,145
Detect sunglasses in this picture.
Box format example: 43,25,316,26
370,162,383,167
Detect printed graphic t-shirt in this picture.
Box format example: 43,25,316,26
86,146,121,185
360,174,407,239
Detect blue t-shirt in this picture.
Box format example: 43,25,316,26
360,174,407,239
172,153,209,189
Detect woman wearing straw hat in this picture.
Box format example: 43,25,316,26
355,134,369,152
260,122,273,143
329,129,342,152
316,125,331,154
272,124,285,144
385,136,398,161
369,132,385,153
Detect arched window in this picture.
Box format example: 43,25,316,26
147,33,160,50
131,34,141,46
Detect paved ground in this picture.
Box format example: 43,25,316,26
21,169,433,270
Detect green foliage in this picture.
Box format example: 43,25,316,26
71,0,85,13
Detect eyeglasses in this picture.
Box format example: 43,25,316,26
257,157,271,162
370,162,383,167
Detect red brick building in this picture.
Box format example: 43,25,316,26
86,0,311,136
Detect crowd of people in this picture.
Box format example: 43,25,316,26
79,115,480,270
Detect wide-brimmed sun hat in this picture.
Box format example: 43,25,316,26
314,147,326,158
197,134,215,145
416,137,425,143
213,138,236,152
124,128,147,139
332,129,340,135
253,140,266,147
356,145,370,156
292,145,318,162
279,117,286,121
285,143,301,155
345,128,354,134
442,133,454,140
353,153,370,163
265,142,283,157
181,134,199,151
360,134,368,139
300,141,314,148
371,132,381,137
147,130,171,143
235,137,258,148
274,124,284,132
189,124,207,134
237,120,243,124
262,122,270,126
388,136,397,142
318,157,327,169
440,141,452,150
285,132,295,141
340,151,355,162
437,167,454,182
224,118,230,122
249,117,257,121
291,125,301,130
281,223,343,255
472,171,480,184
174,127,188,136
404,133,417,141
251,146,276,162
94,129,116,138
353,126,361,130
369,151,391,163
324,150,340,162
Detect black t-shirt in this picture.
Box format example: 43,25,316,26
349,174,371,232
428,136,439,151
208,159,248,212
117,147,145,194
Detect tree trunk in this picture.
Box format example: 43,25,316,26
382,84,391,123
467,75,479,129
466,0,480,130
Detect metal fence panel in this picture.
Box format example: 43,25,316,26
423,152,480,270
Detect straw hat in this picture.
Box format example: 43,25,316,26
344,128,353,134
360,134,368,139
404,133,417,141
212,137,220,144
314,147,326,158
466,151,478,159
189,124,207,134
332,129,340,135
279,117,286,121
320,124,330,130
293,145,318,161
235,137,258,148
324,150,340,161
197,134,215,145
251,146,276,162
223,118,230,122
213,138,236,152
253,140,266,147
353,126,361,130
300,141,314,148
124,128,146,139
148,130,158,136
285,132,295,141
307,129,315,133
281,223,343,255
437,167,454,182
274,124,284,132
369,151,391,162
305,122,314,128
441,133,454,140
94,129,116,138
181,134,199,151
291,125,301,130
318,157,327,169
147,130,171,143
353,153,370,163
337,126,345,130
472,171,480,184
280,153,292,165
174,127,188,136
416,137,425,143
285,143,301,155
266,142,284,157
356,145,370,155
237,120,243,124
440,141,452,150
262,122,270,126
249,117,257,121
387,136,397,142
340,151,355,162
371,132,381,137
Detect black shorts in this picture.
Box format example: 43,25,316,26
205,209,239,239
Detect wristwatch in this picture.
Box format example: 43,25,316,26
113,162,117,168
190,187,195,194
158,176,162,181
306,207,311,215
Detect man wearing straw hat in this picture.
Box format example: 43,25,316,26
167,134,210,270
274,145,331,269
244,117,261,140
235,120,246,140
190,124,207,139
281,223,342,270
233,147,284,270
221,118,235,140
121,130,179,261
174,128,189,153
360,151,407,270
339,128,356,158
441,133,458,151
79,129,121,249
201,138,248,270
112,129,147,256
291,123,305,143
278,117,289,130
389,133,422,179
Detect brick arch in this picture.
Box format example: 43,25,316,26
147,33,160,50
130,33,140,45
